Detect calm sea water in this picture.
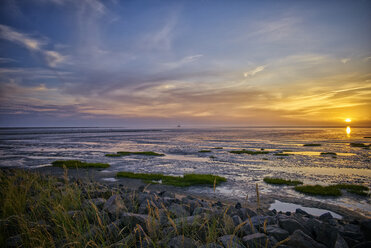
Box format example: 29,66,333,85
1,127,370,216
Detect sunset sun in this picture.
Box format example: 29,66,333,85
345,118,352,123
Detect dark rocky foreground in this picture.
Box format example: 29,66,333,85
2,170,371,248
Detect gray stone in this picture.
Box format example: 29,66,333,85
218,235,245,248
173,215,203,227
334,233,349,248
199,243,224,248
232,215,242,227
168,235,198,248
242,233,268,248
193,207,213,216
296,208,310,216
360,219,371,241
313,222,338,247
279,217,310,235
266,225,289,241
241,222,257,236
319,212,333,221
249,215,275,228
169,203,190,217
120,212,149,230
84,198,106,209
104,195,126,216
287,230,327,248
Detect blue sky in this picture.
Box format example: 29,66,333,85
0,0,370,127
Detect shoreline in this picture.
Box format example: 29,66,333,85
31,166,370,222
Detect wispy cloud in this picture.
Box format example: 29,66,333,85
0,24,66,67
162,54,203,70
244,66,265,77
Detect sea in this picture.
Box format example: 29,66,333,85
0,127,370,217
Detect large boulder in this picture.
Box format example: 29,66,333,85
287,230,327,248
103,195,126,217
265,225,289,241
279,217,310,235
168,235,198,248
169,203,190,218
242,233,268,248
313,223,339,247
218,235,245,248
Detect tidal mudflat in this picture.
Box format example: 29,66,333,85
0,127,370,219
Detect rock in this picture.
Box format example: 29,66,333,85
334,233,349,248
279,217,310,235
106,220,122,237
84,198,106,209
287,230,327,248
6,234,22,247
169,203,190,217
353,241,371,248
199,243,224,248
242,233,268,248
249,216,275,229
360,219,371,241
193,207,213,216
266,225,289,241
285,211,291,216
138,185,145,192
239,208,257,220
168,235,198,248
313,223,338,247
173,215,203,227
235,202,242,209
218,235,245,248
120,212,149,231
296,208,310,216
343,236,360,247
104,195,126,216
232,215,242,227
241,222,257,236
304,218,321,236
319,212,333,221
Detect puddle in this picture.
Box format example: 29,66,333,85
102,177,118,182
160,154,210,162
269,200,342,219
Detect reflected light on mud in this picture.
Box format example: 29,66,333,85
346,126,351,137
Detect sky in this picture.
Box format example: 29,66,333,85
0,0,370,127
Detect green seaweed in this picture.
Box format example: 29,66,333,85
263,177,303,186
198,150,211,153
350,143,370,148
212,147,223,149
294,185,341,196
52,160,109,168
303,144,322,147
320,152,337,156
116,172,227,187
274,153,289,156
230,149,269,155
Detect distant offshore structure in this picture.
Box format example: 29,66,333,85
177,124,181,128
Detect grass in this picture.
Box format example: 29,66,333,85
295,184,369,197
350,143,370,148
273,153,289,156
303,144,321,147
229,149,269,155
52,160,109,168
320,152,337,156
198,150,211,153
105,151,165,157
116,172,227,187
263,177,303,186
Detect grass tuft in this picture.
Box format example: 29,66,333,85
273,153,289,156
294,185,342,196
52,160,109,168
350,143,370,148
295,184,369,197
116,172,226,187
230,149,269,155
320,152,337,156
105,151,165,157
263,177,303,186
303,144,321,146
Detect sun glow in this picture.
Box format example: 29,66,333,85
345,118,352,123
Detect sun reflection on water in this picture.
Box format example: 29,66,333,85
346,126,351,137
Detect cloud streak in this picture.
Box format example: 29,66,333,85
0,24,66,67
